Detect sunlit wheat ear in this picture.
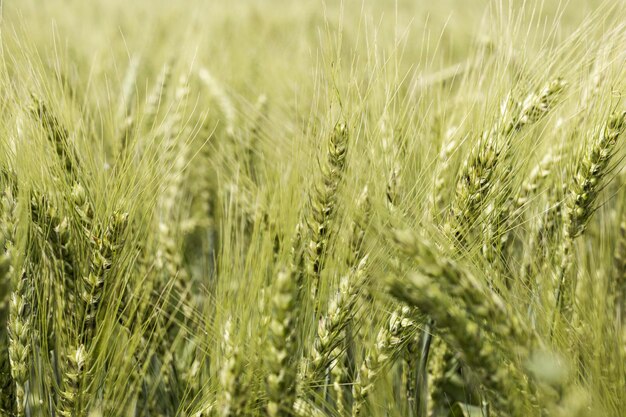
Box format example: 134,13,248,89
566,112,626,238
154,221,190,327
143,63,172,132
304,258,366,389
430,127,458,220
218,318,248,417
502,145,562,265
65,184,127,415
480,78,567,266
351,306,416,417
317,185,370,412
425,336,448,417
447,79,567,245
5,188,29,417
401,333,420,416
29,97,79,178
380,112,402,213
117,55,141,122
79,209,129,344
519,192,564,300
246,93,268,182
385,164,401,213
8,269,31,417
503,139,564,270
198,67,236,137
0,188,17,416
290,222,306,293
514,146,562,212
503,78,567,135
446,130,500,244
30,195,78,321
346,186,370,269
168,74,191,136
265,269,298,417
57,344,87,417
147,226,189,412
330,346,350,417
160,74,191,225
154,85,193,321
116,55,141,153
305,122,349,301
188,131,215,233
293,398,326,417
555,111,626,324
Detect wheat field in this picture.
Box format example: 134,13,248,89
0,0,625,416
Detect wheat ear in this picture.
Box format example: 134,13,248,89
305,122,349,301
555,111,626,325
351,306,416,417
265,269,298,417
